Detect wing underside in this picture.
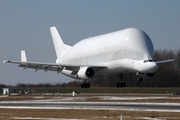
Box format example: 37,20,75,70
3,60,106,78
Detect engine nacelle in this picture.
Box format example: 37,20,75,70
145,72,156,78
77,67,95,79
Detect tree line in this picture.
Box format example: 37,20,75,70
1,49,180,88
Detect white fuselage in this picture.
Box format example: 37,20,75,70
4,26,173,84
57,28,158,78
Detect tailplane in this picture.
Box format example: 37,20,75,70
50,26,72,60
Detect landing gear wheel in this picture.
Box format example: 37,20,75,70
116,82,126,88
87,83,90,88
81,83,84,88
116,74,126,88
81,83,90,89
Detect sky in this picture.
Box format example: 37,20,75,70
0,0,180,85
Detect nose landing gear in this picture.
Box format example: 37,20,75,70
116,74,126,88
136,73,143,82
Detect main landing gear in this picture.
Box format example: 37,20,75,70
116,74,126,88
81,80,90,88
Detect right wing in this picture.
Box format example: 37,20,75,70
3,60,106,73
3,59,65,73
4,51,107,78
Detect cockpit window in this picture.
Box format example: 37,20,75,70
143,60,155,63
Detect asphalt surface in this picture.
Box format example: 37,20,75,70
0,102,180,111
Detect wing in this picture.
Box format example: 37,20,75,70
156,59,174,64
4,60,106,73
4,60,63,73
3,51,107,78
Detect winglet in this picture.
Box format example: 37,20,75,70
3,60,9,63
50,26,72,59
21,50,27,62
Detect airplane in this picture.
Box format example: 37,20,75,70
4,26,174,88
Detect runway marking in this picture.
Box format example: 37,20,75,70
12,117,85,120
0,106,180,113
10,116,180,120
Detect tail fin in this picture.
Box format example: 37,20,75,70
50,26,72,59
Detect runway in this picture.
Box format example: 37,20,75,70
1,95,180,119
0,102,180,112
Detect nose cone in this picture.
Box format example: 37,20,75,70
136,61,158,73
145,62,158,73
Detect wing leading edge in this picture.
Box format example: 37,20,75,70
156,59,174,64
3,51,107,78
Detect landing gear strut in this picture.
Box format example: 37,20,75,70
137,73,143,82
81,80,90,88
116,74,126,88
137,77,143,82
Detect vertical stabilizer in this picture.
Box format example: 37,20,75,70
50,26,71,59
21,50,27,62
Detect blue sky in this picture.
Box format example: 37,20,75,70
0,1,180,85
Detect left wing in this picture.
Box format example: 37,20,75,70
156,59,174,64
3,51,107,77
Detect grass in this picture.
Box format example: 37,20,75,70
0,108,180,120
15,87,180,94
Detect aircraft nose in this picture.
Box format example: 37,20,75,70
148,62,158,73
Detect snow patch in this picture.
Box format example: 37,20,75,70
100,96,168,100
33,97,44,99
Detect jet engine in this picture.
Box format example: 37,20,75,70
145,72,156,78
77,67,95,79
